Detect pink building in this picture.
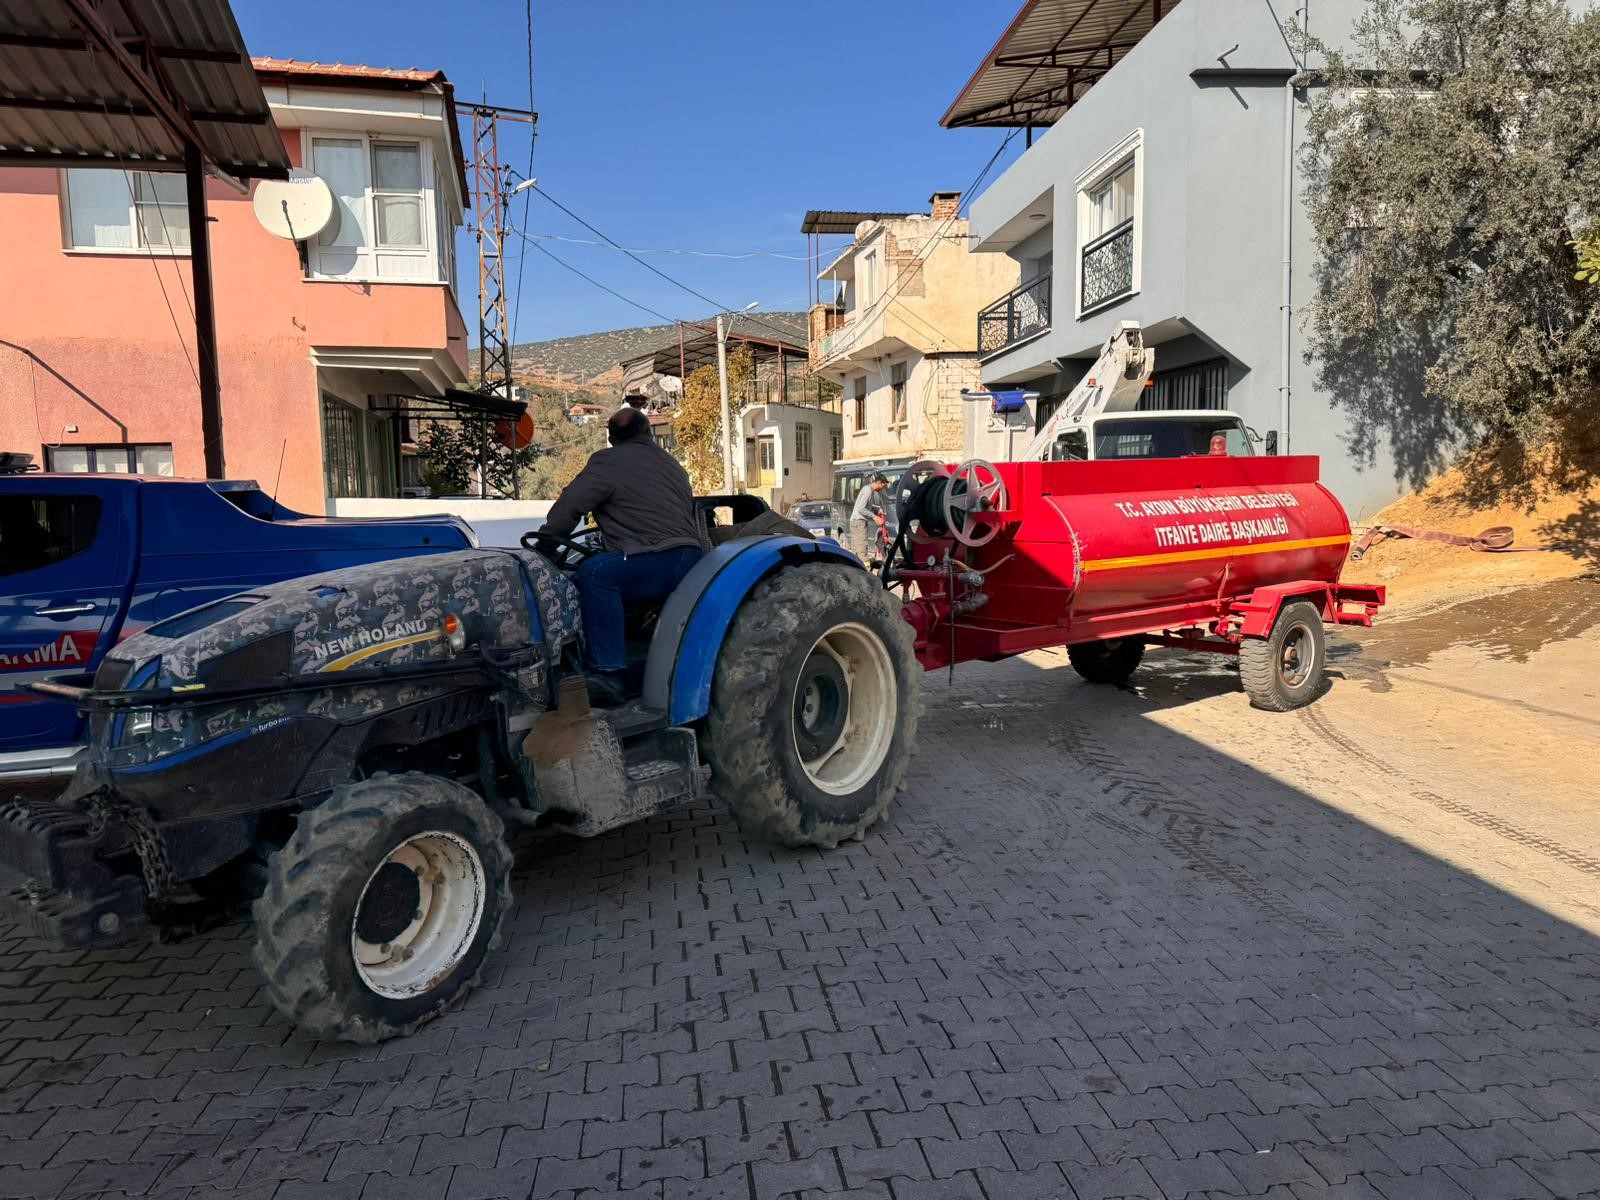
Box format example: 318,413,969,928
0,60,470,513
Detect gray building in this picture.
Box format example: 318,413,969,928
953,0,1406,518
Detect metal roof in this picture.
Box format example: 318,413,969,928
941,0,1177,129
0,0,289,178
800,210,914,235
621,326,809,384
251,57,472,207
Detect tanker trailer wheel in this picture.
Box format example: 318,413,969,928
1067,637,1145,685
252,773,512,1043
704,564,920,849
1240,600,1328,712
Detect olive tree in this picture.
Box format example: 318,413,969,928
1299,0,1600,471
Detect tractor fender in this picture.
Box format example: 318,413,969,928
642,536,862,725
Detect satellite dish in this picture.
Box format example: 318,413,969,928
253,168,335,241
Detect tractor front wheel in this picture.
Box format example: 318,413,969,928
704,564,919,848
251,772,512,1043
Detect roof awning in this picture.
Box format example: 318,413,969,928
621,327,809,390
801,209,914,235
941,0,1177,129
369,388,527,423
0,0,289,178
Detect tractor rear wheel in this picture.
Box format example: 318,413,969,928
1240,600,1327,711
251,772,512,1043
1067,637,1145,685
704,564,919,848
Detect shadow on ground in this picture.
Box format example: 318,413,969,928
1,654,1598,1199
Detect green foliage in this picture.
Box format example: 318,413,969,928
674,346,754,492
415,381,605,500
1574,229,1600,285
1299,0,1600,445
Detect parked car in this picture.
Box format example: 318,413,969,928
789,499,843,540
0,465,474,782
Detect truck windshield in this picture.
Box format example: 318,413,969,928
1093,418,1252,460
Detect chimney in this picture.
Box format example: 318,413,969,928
930,190,961,220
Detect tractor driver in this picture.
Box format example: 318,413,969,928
542,406,709,704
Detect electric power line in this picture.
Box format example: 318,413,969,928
528,184,802,342
520,232,811,262
523,237,680,324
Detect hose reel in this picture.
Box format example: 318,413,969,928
893,459,1009,549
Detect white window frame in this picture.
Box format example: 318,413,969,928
1075,128,1144,318
301,130,441,284
59,168,191,256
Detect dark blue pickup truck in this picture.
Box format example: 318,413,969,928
0,470,474,781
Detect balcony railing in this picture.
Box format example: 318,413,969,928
977,272,1052,356
1081,219,1134,311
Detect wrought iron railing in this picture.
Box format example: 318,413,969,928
1081,219,1134,311
977,272,1052,355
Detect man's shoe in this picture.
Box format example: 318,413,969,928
584,671,627,708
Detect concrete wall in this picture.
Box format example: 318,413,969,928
965,0,1410,519
327,497,554,547
0,119,466,515
739,404,841,510
838,354,976,463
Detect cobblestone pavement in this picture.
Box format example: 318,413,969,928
3,583,1599,1200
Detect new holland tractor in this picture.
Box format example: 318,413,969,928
7,499,918,1042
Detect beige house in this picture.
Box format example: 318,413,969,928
805,193,1020,477
738,403,842,512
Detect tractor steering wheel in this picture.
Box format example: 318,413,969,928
521,529,602,569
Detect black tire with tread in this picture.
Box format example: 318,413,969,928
1067,637,1145,685
1240,599,1327,711
704,564,919,849
251,772,512,1044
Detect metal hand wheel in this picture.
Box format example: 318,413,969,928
942,459,1008,548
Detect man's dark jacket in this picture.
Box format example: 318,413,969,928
542,439,708,557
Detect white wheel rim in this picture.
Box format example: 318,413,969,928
791,621,898,795
351,830,486,1000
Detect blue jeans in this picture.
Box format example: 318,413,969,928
574,546,704,672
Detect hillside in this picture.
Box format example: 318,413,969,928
475,312,808,393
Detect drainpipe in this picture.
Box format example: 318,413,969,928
1279,1,1309,455
1279,74,1296,455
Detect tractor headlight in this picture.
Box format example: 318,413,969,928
443,613,467,652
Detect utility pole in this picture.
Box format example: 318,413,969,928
461,100,537,498
716,314,734,492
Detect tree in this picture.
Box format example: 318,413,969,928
416,419,539,498
673,346,754,492
1299,0,1600,465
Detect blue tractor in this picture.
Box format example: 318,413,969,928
3,498,919,1042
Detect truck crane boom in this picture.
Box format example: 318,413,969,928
1019,320,1153,461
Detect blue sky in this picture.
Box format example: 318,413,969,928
235,0,1024,343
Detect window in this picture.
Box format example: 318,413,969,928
829,425,843,463
321,396,397,498
890,362,908,427
861,250,878,306
307,133,437,282
794,422,813,462
0,495,101,577
852,378,867,434
1077,130,1142,314
47,444,174,476
758,438,775,471
1143,358,1229,411
63,169,189,252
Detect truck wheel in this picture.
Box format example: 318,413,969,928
705,564,919,849
1067,637,1145,684
251,772,512,1043
1240,600,1327,712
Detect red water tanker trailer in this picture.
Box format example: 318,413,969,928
886,453,1385,710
